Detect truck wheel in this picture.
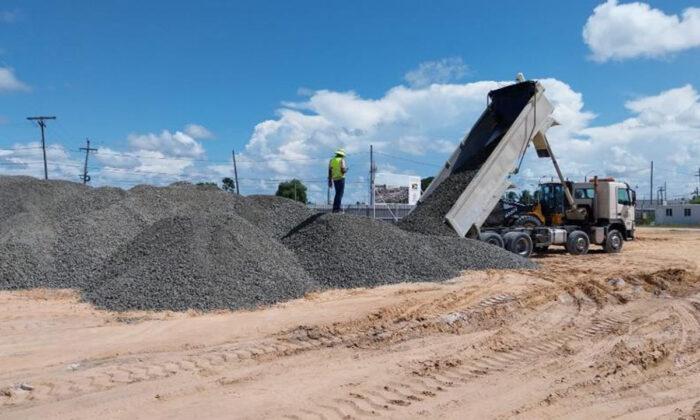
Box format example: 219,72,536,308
512,215,542,228
480,232,504,248
503,232,533,258
604,229,623,253
565,230,589,255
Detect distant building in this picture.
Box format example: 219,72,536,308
655,204,700,226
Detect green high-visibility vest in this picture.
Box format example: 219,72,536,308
329,157,345,180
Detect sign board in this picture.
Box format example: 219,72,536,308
374,173,422,205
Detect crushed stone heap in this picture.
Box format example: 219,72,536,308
0,175,534,311
283,213,535,289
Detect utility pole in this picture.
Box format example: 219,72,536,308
79,138,98,184
649,161,653,209
664,180,667,203
26,116,56,180
231,149,240,195
657,186,665,205
370,144,376,219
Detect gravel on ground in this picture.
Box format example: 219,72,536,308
0,175,534,312
283,213,534,290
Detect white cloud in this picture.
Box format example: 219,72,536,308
404,57,469,88
184,123,214,139
241,78,700,202
2,78,697,203
241,80,502,202
516,83,700,200
0,143,84,181
81,125,224,186
583,0,700,61
0,67,30,92
127,129,204,158
1,123,230,188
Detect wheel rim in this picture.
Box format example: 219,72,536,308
575,237,587,253
514,238,529,255
610,234,621,250
487,238,500,246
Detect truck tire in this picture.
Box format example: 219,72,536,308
512,215,542,228
503,232,533,258
480,231,504,248
604,229,623,253
565,230,589,255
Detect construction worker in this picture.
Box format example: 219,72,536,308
328,149,348,213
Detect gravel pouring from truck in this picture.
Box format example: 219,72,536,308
405,76,636,257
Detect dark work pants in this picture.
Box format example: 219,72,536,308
332,178,345,212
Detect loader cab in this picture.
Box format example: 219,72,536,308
536,182,569,225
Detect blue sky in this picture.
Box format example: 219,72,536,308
1,0,699,202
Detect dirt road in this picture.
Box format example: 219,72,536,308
2,227,699,419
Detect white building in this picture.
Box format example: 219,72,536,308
655,204,700,226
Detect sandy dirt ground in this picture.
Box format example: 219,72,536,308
1,227,699,420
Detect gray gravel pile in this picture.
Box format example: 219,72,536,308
1,175,533,312
0,177,127,288
283,213,534,289
245,195,316,239
397,170,477,236
0,177,307,290
83,214,318,311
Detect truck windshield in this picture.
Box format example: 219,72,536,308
574,188,595,199
617,188,631,205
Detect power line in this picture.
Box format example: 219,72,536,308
373,151,442,168
0,146,47,151
91,149,230,163
235,152,367,164
0,159,86,168
653,166,696,176
83,149,367,165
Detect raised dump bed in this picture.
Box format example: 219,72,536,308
409,80,557,238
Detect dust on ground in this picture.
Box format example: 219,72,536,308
1,227,699,420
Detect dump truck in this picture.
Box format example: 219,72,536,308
417,75,636,257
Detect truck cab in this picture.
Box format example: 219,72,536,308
590,179,636,240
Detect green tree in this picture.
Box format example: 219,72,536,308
222,177,236,193
276,179,307,203
506,191,518,201
421,177,434,192
196,182,218,188
519,189,534,205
